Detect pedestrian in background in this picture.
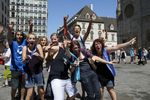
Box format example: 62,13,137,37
143,48,148,64
38,36,49,68
129,47,135,64
3,42,11,87
120,48,127,64
147,47,150,60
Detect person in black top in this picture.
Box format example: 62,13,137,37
45,33,76,100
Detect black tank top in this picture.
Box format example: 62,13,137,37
26,46,43,74
48,47,69,80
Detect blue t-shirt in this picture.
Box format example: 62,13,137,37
10,39,27,73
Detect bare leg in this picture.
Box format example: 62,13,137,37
100,87,104,100
20,87,26,100
26,88,33,100
38,86,45,100
11,88,17,100
107,87,117,100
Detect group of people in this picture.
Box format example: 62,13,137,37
129,47,149,65
110,46,150,65
0,15,136,100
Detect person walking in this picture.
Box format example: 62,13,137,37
129,47,135,64
120,48,127,64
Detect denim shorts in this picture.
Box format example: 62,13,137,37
99,80,114,88
25,72,45,88
11,70,25,89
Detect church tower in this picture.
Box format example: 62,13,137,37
117,0,150,48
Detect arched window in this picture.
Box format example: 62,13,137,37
124,4,134,18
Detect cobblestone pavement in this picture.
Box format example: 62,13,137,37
0,59,150,100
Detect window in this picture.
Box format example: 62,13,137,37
82,30,85,35
2,2,4,10
25,28,28,31
98,24,101,30
43,20,46,25
34,29,37,32
111,34,115,41
11,12,15,17
98,31,102,37
124,4,134,18
5,6,7,14
92,14,96,20
91,23,93,29
90,31,94,40
42,29,46,32
82,22,85,29
85,13,90,19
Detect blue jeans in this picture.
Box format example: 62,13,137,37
80,72,100,100
25,72,45,88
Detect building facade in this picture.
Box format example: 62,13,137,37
0,0,9,31
9,0,48,37
117,0,150,48
58,5,117,49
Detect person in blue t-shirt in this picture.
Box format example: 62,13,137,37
8,27,27,100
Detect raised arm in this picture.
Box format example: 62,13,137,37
63,16,71,40
83,15,93,42
7,22,15,45
28,19,33,34
106,37,136,52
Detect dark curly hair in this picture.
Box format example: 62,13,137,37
70,40,80,53
91,37,105,55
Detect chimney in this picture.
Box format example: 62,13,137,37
88,4,93,11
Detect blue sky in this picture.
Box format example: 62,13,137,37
48,0,117,37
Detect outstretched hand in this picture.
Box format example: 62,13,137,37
8,22,14,30
129,37,136,45
64,15,69,21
